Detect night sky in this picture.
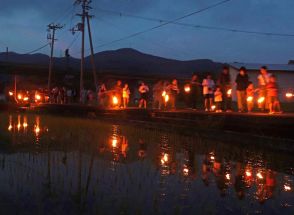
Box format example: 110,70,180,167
1,0,294,63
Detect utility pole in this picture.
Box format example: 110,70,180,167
6,47,17,101
6,47,8,62
86,13,98,90
72,0,98,102
47,23,63,92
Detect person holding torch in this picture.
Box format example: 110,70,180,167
257,66,271,111
168,79,180,110
218,65,232,112
202,74,215,111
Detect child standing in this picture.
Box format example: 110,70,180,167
266,75,281,114
202,74,215,111
122,83,130,108
246,82,255,112
138,82,149,109
214,86,223,112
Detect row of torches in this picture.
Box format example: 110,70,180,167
9,87,294,108
8,91,42,103
183,85,292,111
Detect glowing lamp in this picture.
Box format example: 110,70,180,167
284,185,291,191
258,97,265,104
227,89,232,96
162,91,167,97
286,93,293,98
161,153,168,164
225,173,230,180
184,85,191,93
35,94,41,101
245,170,252,177
164,94,169,103
256,172,263,179
112,96,118,105
247,96,253,102
112,138,118,148
211,105,216,111
34,126,40,135
183,167,189,175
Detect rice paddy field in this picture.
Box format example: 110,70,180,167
0,112,293,215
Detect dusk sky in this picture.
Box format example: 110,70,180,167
1,0,294,63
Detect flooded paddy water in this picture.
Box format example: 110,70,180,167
0,112,293,215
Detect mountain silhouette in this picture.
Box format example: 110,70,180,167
0,48,222,77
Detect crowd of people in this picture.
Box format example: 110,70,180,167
49,65,282,114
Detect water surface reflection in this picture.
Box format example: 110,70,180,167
0,113,293,215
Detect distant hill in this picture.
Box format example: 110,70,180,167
0,48,223,78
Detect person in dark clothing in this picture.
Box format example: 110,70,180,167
218,66,232,112
235,67,249,112
189,74,201,109
167,79,180,109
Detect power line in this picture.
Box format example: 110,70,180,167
90,0,233,51
52,5,75,24
96,8,294,37
95,16,196,58
67,32,80,49
23,43,50,55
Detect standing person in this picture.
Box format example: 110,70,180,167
152,80,164,109
266,75,281,114
62,87,67,104
214,86,223,112
66,88,73,104
257,66,271,111
168,79,180,110
51,87,58,103
190,74,201,110
235,67,249,112
202,74,215,111
80,88,87,104
246,82,255,112
218,66,232,112
58,87,65,104
87,90,95,105
113,80,123,107
122,83,131,108
138,82,149,109
98,83,107,107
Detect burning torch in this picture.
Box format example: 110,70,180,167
184,84,191,93
112,96,119,107
286,92,293,99
162,91,169,107
227,89,232,97
257,97,265,104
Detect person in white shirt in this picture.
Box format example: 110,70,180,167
138,82,149,109
257,66,271,111
202,74,215,111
